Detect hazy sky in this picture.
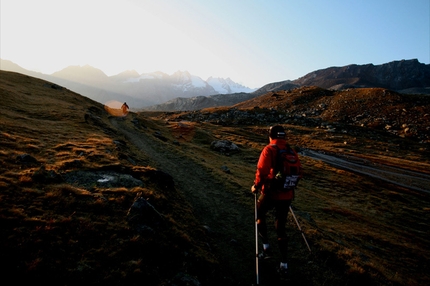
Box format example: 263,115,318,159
1,0,429,88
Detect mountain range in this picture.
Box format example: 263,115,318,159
145,59,430,111
1,58,429,111
0,59,255,109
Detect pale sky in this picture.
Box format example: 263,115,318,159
1,0,429,88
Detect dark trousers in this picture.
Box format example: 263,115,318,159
257,193,291,263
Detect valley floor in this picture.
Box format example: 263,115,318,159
112,114,430,285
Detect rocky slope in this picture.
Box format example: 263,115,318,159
292,59,430,92
170,86,430,144
141,92,255,111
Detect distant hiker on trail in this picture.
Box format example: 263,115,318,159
251,125,303,275
121,102,129,116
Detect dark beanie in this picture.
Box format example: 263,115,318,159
269,125,286,139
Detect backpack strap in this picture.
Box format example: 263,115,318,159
269,144,292,175
269,144,280,173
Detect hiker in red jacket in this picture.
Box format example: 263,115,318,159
251,125,303,274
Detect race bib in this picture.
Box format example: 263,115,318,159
284,175,300,188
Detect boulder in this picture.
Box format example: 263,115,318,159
127,195,165,230
210,140,239,153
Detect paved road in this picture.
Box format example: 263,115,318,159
302,149,430,194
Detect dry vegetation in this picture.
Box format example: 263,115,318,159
1,71,430,285
0,71,218,285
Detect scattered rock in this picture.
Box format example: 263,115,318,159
63,170,144,189
16,154,38,165
131,118,139,124
43,83,63,90
221,165,231,174
229,239,238,246
210,140,240,153
32,165,62,183
113,140,126,146
202,225,213,235
170,272,201,286
61,159,83,169
154,131,168,142
127,193,165,229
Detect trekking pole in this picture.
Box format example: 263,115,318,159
289,206,312,253
254,193,260,285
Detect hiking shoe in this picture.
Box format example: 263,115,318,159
258,249,272,260
278,263,288,278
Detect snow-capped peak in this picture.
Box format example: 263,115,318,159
117,70,255,94
207,77,254,94
171,71,207,88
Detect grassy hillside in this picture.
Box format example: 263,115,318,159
0,71,218,285
1,71,430,285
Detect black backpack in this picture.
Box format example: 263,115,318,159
270,144,301,191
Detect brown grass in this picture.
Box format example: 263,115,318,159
0,71,218,285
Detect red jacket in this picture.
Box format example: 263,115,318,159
254,138,302,200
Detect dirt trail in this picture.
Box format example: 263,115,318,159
110,117,256,284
